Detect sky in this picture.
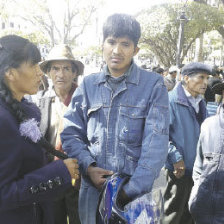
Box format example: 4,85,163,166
47,0,172,46
101,0,170,15
48,0,171,18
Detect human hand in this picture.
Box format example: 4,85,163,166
173,160,185,179
87,165,113,190
63,158,79,181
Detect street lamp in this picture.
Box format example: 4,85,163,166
176,11,188,68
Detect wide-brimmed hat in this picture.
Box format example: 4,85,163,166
39,44,84,75
212,81,224,95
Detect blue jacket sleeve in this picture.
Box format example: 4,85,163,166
123,78,169,198
167,100,183,164
61,81,96,174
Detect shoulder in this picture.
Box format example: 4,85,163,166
21,99,41,122
0,104,19,135
135,66,164,89
201,115,218,130
168,87,178,101
83,72,103,84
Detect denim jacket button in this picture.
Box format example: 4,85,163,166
123,127,128,133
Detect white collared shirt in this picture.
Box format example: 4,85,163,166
183,85,203,113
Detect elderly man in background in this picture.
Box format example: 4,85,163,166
164,65,179,91
34,44,84,224
162,62,212,224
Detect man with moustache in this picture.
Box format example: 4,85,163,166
35,44,84,224
61,13,169,224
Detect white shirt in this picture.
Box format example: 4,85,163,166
183,85,203,113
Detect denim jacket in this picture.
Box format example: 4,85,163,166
189,105,224,223
61,63,169,223
165,83,208,175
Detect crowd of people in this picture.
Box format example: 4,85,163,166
0,12,224,224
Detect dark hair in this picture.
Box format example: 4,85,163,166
103,13,141,46
0,35,41,123
153,67,164,74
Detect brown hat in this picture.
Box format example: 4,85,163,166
39,44,84,75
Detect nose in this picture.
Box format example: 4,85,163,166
56,68,65,78
36,65,43,77
112,44,122,54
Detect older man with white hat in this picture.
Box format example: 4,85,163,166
164,65,179,91
34,44,84,224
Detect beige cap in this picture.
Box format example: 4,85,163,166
39,44,84,75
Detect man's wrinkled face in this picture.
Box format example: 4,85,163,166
48,61,77,91
184,73,209,97
102,36,139,77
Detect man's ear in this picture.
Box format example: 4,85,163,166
4,68,17,82
183,75,189,84
133,46,140,56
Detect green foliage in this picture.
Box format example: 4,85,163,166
137,2,224,67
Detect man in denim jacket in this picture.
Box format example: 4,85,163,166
61,13,169,224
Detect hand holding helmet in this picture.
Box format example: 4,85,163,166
87,164,113,189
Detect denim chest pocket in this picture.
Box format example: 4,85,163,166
119,106,147,145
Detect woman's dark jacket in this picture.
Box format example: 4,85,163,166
0,98,72,224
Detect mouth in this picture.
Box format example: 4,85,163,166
56,80,65,83
111,57,123,63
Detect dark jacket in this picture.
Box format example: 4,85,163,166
0,98,72,224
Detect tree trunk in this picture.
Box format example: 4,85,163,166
194,34,204,62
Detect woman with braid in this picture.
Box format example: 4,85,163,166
0,35,79,224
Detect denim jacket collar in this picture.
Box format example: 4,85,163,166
175,82,191,107
175,82,207,120
94,62,140,86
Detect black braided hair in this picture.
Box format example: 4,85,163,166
0,35,41,123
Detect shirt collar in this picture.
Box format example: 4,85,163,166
104,62,133,79
94,61,139,85
183,86,203,103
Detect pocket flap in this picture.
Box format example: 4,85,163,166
87,105,102,117
120,106,147,118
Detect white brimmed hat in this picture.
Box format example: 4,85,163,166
39,44,84,75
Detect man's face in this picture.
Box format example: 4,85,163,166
102,36,139,77
184,73,209,97
48,61,77,91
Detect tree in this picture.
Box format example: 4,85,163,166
137,2,224,67
9,0,104,46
